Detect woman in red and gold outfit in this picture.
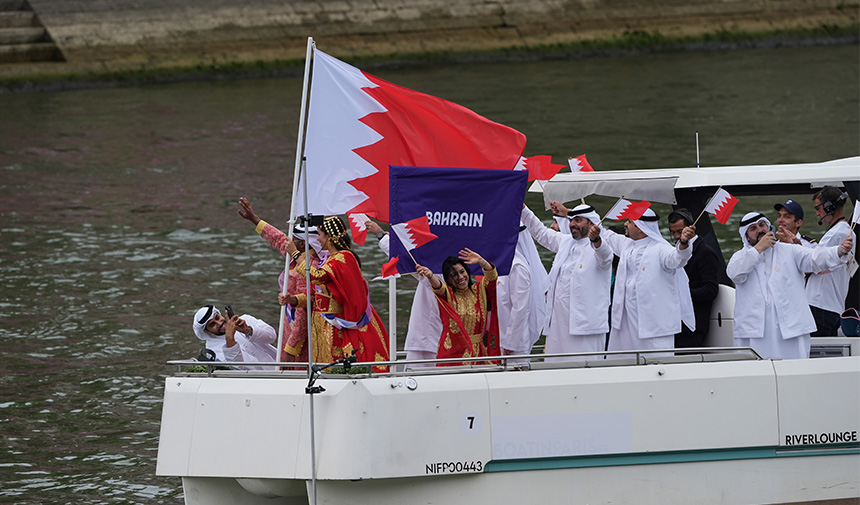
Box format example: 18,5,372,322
281,216,390,368
416,248,498,359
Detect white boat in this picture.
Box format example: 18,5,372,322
156,157,860,505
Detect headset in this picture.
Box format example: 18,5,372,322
818,189,849,225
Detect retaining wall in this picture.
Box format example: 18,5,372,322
25,0,860,68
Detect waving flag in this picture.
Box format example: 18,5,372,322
380,256,399,279
297,49,527,223
703,188,739,224
390,166,527,276
568,154,595,173
347,213,369,245
605,198,651,221
391,216,438,251
515,155,566,181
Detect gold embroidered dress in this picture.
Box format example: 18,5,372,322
295,250,390,366
433,265,498,357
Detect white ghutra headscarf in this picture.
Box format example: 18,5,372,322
738,212,770,247
192,305,226,361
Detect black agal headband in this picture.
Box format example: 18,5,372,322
567,205,596,218
197,304,215,325
740,213,766,227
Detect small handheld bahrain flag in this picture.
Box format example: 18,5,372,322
380,256,399,279
347,213,370,245
568,154,595,173
605,198,651,221
514,155,566,181
703,188,738,225
390,215,438,251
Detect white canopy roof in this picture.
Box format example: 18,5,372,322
528,156,860,205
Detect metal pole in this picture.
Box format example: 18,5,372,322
302,156,317,505
287,36,317,505
388,276,396,365
695,131,700,168
277,36,316,363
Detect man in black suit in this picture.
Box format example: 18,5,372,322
668,209,721,348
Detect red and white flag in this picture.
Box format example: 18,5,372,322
604,198,651,221
568,154,595,173
380,256,399,279
347,213,369,245
851,199,859,225
390,216,438,251
514,155,565,181
297,49,527,223
703,188,738,225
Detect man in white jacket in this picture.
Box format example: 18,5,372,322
192,305,277,369
496,225,550,359
807,187,856,336
521,202,612,361
593,209,696,356
727,212,853,359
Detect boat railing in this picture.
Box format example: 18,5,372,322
165,346,762,378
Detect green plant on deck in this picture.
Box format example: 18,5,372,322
327,365,372,375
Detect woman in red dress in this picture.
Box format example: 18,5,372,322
416,248,498,360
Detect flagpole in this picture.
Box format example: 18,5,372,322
283,36,319,505
277,36,316,374
693,185,723,227
388,276,396,366
404,248,420,267
850,200,858,233
696,131,700,168
288,37,315,239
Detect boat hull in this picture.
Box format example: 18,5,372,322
157,355,860,504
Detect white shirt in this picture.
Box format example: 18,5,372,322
496,230,549,354
805,220,855,313
221,314,277,369
521,207,612,335
602,231,693,339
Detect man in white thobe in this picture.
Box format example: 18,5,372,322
728,212,853,359
193,305,277,369
593,209,696,356
521,203,612,361
496,225,550,359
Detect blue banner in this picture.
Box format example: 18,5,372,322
389,166,527,276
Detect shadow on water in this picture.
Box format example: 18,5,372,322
0,44,857,504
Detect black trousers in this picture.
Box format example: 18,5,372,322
810,305,841,337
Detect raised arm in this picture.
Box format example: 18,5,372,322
521,205,562,253
416,264,447,300
239,197,290,257
796,234,853,273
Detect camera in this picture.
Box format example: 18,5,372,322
225,305,235,319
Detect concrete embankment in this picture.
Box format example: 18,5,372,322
1,0,858,84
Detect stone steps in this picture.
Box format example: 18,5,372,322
0,26,44,43
0,41,58,63
0,0,24,10
0,1,62,64
0,11,36,28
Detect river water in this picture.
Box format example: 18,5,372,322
0,44,858,504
